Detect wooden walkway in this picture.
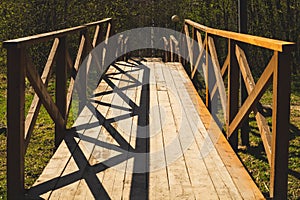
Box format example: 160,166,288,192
27,59,264,199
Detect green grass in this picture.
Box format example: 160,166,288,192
237,90,300,199
0,73,56,200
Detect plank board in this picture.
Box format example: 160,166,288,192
28,60,263,200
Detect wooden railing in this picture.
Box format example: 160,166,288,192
181,19,294,199
3,18,113,199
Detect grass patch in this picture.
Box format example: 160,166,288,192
237,90,300,199
0,70,76,199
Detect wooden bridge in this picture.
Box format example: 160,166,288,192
3,18,294,199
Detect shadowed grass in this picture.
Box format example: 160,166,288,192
237,90,300,199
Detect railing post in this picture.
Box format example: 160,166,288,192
205,33,211,110
228,39,239,150
6,46,25,199
238,0,250,147
270,47,292,199
55,36,67,147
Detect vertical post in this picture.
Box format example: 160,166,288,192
238,0,249,146
97,24,105,45
205,32,211,110
228,39,239,150
55,37,67,147
270,47,292,199
6,47,25,199
77,31,88,115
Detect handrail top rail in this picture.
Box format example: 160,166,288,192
3,18,112,48
185,19,294,52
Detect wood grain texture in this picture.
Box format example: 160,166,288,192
185,19,294,52
28,61,263,199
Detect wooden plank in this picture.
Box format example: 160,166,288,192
109,74,137,200
184,19,294,52
196,30,203,51
158,63,197,199
92,25,100,48
235,45,272,163
6,47,26,199
191,40,206,79
51,64,124,199
164,63,220,199
166,62,242,199
27,67,114,199
3,25,86,48
25,54,65,131
105,22,112,43
146,62,170,200
228,54,275,137
116,63,142,198
121,63,145,199
84,18,112,28
221,54,229,76
169,37,174,62
211,53,229,101
162,37,169,61
205,33,210,109
47,65,120,199
55,36,67,147
178,61,264,199
170,35,180,63
191,36,206,79
270,47,292,199
96,64,135,199
66,34,86,122
3,18,111,48
208,36,227,122
26,104,96,199
25,38,59,150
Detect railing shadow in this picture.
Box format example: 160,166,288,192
27,59,150,199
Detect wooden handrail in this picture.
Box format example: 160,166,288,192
183,19,295,199
185,19,294,52
4,18,113,199
3,18,112,48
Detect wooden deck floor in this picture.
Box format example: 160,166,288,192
27,59,264,199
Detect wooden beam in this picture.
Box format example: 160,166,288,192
191,33,206,79
3,18,112,49
172,36,181,63
84,18,112,28
208,36,227,123
65,34,86,122
210,53,229,103
6,47,25,199
25,54,65,133
92,25,100,48
55,37,67,147
3,26,86,48
270,47,292,199
24,38,59,151
227,40,240,150
205,33,210,109
169,36,174,62
184,24,193,73
221,54,229,76
228,54,276,138
236,45,272,161
162,37,169,62
184,19,294,52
